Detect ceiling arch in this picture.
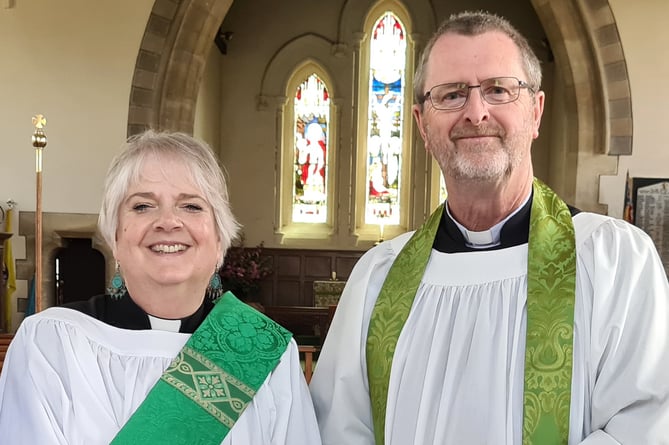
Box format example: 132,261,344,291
127,0,632,213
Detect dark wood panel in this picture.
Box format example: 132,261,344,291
304,255,331,277
277,255,300,276
276,280,301,306
302,281,315,305
253,247,366,307
335,256,360,277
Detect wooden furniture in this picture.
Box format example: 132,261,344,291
0,232,11,333
258,304,339,383
0,334,13,374
263,305,336,383
256,248,364,307
298,345,319,383
263,305,332,346
328,304,338,326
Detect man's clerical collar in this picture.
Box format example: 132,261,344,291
433,189,581,253
434,190,533,253
446,190,532,249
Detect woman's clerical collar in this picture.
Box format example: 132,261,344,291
63,292,214,333
145,298,214,333
148,315,182,332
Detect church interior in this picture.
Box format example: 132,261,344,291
1,0,668,376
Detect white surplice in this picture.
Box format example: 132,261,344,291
0,307,322,445
310,212,669,444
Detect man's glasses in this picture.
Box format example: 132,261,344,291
423,77,534,111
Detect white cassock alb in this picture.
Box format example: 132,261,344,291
310,212,669,444
0,307,322,445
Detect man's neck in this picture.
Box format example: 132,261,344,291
445,173,533,231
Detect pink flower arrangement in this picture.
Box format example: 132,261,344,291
219,239,272,298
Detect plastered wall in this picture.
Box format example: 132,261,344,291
0,0,668,331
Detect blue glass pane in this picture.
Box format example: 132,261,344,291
366,13,406,226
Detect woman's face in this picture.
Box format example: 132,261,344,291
113,154,221,295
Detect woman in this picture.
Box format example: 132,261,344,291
0,130,321,444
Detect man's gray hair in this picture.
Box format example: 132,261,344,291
414,11,542,107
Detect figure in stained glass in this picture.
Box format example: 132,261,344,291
293,74,330,223
366,12,406,225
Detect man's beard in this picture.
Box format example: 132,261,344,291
427,123,525,182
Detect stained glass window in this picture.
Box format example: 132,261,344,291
365,12,406,226
293,73,330,223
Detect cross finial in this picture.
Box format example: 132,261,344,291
32,114,46,129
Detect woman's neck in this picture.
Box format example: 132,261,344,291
125,281,207,319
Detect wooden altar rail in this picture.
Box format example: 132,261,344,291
263,306,335,383
298,345,319,383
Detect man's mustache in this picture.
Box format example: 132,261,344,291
451,125,503,139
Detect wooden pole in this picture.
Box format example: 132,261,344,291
31,115,47,313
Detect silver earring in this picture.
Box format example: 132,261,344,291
107,261,126,300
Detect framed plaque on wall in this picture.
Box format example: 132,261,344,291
624,175,669,274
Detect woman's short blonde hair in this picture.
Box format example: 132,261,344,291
98,130,240,265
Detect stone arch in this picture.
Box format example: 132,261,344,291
349,1,422,233
274,62,341,243
127,0,632,213
543,0,632,156
532,0,631,212
337,0,436,49
126,0,233,136
255,34,350,246
258,34,344,108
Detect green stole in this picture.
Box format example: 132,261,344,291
112,292,292,445
366,178,576,445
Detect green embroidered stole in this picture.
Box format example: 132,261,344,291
112,292,292,445
366,178,576,445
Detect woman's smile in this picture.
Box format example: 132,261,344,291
114,154,221,294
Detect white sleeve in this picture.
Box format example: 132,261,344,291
0,317,68,444
577,430,622,444
268,339,322,445
310,239,403,445
575,217,669,444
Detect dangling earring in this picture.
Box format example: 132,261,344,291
107,261,126,300
206,271,224,302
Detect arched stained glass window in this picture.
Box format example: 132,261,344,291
365,12,406,226
293,73,330,223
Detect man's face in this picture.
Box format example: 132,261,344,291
412,31,544,184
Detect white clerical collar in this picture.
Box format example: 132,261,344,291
148,315,182,332
446,191,532,249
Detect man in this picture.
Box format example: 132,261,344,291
310,11,669,445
